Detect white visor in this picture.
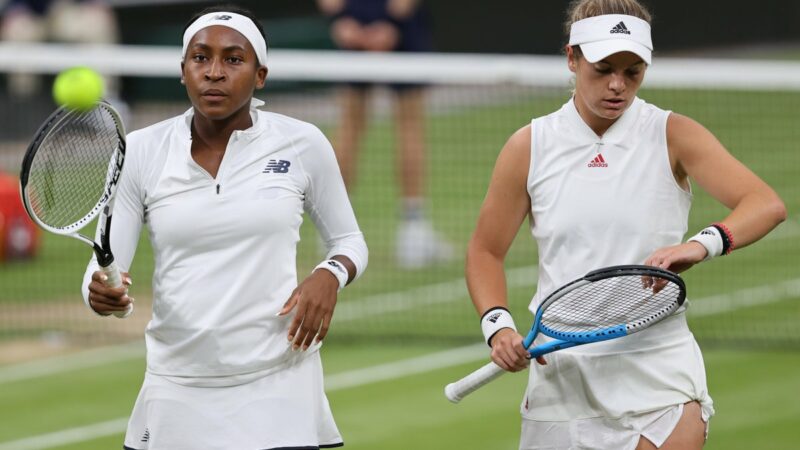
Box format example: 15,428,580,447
182,12,268,66
568,14,652,65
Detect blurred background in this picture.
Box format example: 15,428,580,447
0,1,798,449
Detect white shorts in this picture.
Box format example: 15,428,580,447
519,403,709,450
123,352,342,450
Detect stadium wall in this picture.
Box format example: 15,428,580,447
110,0,800,54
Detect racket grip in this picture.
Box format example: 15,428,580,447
101,262,133,319
444,361,506,403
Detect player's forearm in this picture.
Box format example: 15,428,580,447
324,231,368,282
718,190,786,251
465,242,510,316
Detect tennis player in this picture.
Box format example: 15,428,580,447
467,0,786,448
81,6,367,449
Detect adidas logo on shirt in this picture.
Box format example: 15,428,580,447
610,22,631,35
588,154,608,168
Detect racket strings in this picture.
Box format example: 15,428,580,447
541,275,681,334
25,106,121,229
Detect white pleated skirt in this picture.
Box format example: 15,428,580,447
123,351,342,450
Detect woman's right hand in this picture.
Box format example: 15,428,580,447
490,328,544,372
87,270,133,316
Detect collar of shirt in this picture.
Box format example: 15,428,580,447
563,96,643,147
178,97,268,141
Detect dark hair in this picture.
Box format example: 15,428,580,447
183,4,266,41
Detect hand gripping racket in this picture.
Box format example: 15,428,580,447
445,265,686,403
19,101,132,318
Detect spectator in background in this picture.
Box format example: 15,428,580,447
317,0,452,269
0,0,119,100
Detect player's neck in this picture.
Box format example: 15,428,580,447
572,95,617,137
191,106,253,148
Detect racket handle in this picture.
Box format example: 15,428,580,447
444,361,506,403
101,262,133,319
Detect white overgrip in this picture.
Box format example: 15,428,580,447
101,261,133,319
444,361,506,403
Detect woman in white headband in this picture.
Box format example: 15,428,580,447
465,0,785,449
83,5,367,449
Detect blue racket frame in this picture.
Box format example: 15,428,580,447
521,265,685,358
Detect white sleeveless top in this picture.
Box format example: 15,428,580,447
528,96,691,311
523,97,714,421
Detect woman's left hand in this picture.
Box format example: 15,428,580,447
644,241,708,274
279,269,339,350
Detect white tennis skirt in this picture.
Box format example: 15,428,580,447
519,402,709,450
123,351,342,450
521,311,714,422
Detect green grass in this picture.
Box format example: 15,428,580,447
0,345,798,449
1,86,799,448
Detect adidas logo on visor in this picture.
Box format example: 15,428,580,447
610,21,631,35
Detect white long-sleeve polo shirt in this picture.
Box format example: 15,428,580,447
82,99,367,385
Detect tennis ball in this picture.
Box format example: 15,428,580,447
52,67,104,111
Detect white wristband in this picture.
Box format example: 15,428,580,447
688,226,723,261
480,307,517,347
314,259,348,291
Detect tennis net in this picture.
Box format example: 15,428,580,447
0,43,798,357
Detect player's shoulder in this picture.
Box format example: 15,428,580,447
259,110,324,138
505,124,532,154
506,124,532,148
633,97,671,124
666,112,708,141
127,114,184,145
125,114,190,172
497,124,532,168
666,111,702,131
258,110,331,159
531,100,572,132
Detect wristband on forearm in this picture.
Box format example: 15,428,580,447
480,307,517,347
711,222,735,255
688,223,735,261
314,259,348,291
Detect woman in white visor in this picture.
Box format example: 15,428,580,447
465,0,785,449
83,5,367,449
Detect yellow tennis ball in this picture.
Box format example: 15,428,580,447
52,67,105,111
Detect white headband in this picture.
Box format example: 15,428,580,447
182,12,267,66
568,14,652,65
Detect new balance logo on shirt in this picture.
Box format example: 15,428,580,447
588,154,608,168
263,160,291,173
610,22,631,34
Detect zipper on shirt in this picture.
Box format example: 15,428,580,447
216,184,221,195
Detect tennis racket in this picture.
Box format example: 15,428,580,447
19,100,132,318
445,265,686,403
